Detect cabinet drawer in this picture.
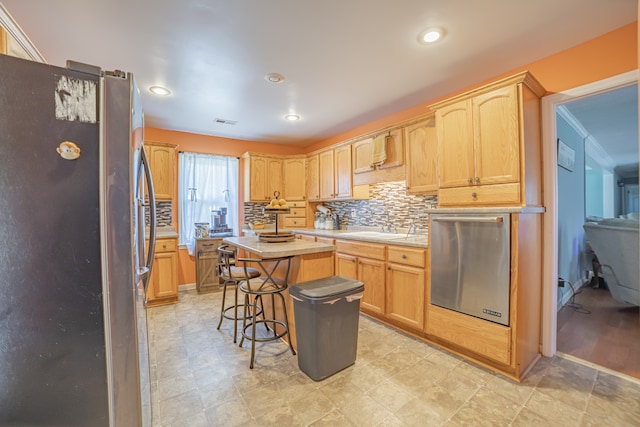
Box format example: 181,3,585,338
287,201,307,208
387,246,425,268
287,207,306,217
155,238,177,253
316,236,335,245
284,217,306,227
426,304,511,365
335,240,385,260
438,182,520,206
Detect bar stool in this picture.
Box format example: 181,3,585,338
238,255,296,369
216,245,261,343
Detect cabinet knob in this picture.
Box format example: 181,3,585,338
358,261,362,265
475,177,480,183
472,192,478,199
302,195,306,199
468,177,473,183
402,254,407,259
352,259,356,263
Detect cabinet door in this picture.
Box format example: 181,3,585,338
249,156,269,201
377,128,404,170
307,154,320,201
318,150,335,199
266,157,283,198
352,138,374,174
283,157,306,200
147,144,175,201
405,118,438,195
472,85,520,186
386,263,425,330
436,99,474,189
334,145,352,198
335,252,358,280
359,257,385,315
147,250,178,304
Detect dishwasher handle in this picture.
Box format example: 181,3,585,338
432,216,504,223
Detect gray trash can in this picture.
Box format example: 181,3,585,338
289,275,364,381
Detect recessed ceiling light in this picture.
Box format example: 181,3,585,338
265,73,285,83
284,114,300,121
149,86,171,96
418,28,444,44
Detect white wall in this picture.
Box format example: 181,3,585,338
557,114,590,298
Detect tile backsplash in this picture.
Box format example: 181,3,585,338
145,201,173,227
324,181,436,231
244,181,436,232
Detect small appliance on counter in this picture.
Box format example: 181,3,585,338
210,207,233,237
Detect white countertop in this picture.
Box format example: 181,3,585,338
223,236,336,258
242,225,429,248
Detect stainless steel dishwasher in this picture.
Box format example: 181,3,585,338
429,213,511,326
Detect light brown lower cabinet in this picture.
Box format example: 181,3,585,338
335,240,386,316
146,237,178,307
386,245,426,331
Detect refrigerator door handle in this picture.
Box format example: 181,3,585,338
139,147,156,301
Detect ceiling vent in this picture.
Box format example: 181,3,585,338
214,118,238,125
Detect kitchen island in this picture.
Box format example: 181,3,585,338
222,235,336,349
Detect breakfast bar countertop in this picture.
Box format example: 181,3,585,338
222,235,336,258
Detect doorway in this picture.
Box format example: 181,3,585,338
540,70,639,378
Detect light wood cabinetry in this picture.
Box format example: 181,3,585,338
144,142,177,201
243,153,283,202
146,237,178,307
335,240,386,316
352,138,374,174
386,245,426,331
283,201,307,228
318,150,335,199
352,128,406,186
283,157,307,201
424,212,543,380
334,145,352,198
405,116,438,195
307,154,320,201
430,72,544,207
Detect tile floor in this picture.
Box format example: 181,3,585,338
149,289,640,426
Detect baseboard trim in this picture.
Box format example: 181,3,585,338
556,352,640,385
179,283,196,291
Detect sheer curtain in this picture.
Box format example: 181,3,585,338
178,152,239,255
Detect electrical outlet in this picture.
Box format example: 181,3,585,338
558,278,565,288
350,208,357,217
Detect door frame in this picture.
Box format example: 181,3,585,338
540,70,638,356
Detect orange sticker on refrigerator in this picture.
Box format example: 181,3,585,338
56,141,81,160
54,75,97,123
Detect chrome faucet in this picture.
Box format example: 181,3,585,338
381,212,397,233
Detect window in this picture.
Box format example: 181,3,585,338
178,152,239,254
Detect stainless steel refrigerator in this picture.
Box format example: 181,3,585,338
0,54,157,426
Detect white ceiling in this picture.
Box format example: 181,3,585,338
1,0,637,146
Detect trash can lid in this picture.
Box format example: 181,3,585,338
290,276,364,299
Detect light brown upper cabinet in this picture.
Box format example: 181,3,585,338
144,142,177,201
430,71,545,207
318,150,335,199
404,116,438,195
283,157,307,201
307,154,320,201
352,137,374,174
334,145,352,199
243,153,283,202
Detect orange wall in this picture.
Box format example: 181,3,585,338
306,22,638,152
151,21,637,286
